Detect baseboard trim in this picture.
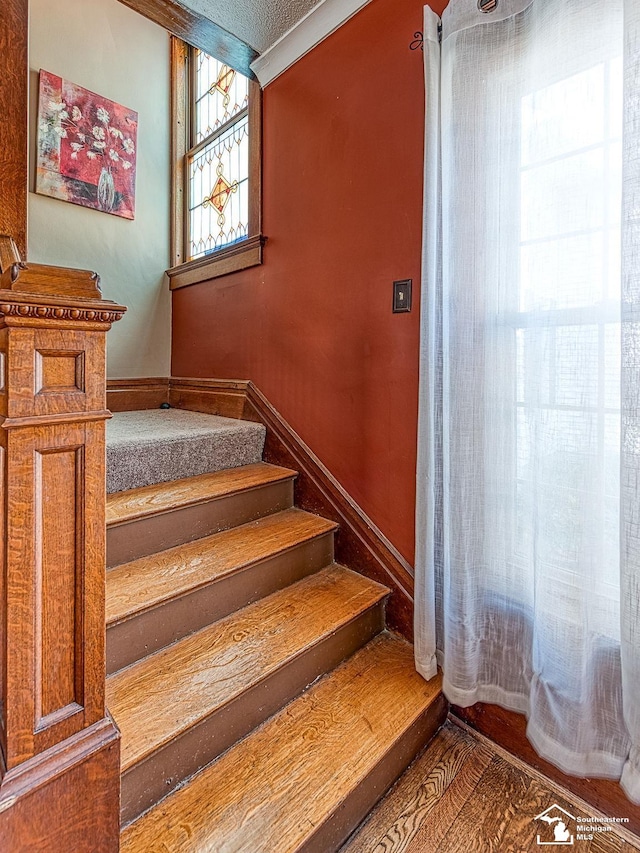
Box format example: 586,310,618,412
0,716,120,852
452,703,640,838
168,376,415,640
107,378,169,412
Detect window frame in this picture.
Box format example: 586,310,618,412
167,37,263,290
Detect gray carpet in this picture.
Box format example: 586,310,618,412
106,409,266,493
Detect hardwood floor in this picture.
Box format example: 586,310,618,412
340,720,640,853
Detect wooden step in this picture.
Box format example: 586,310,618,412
107,462,296,567
119,633,446,853
106,508,338,673
108,565,389,825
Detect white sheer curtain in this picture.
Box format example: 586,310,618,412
416,0,640,800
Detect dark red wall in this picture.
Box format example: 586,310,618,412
172,0,447,565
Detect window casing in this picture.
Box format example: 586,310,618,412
168,38,262,289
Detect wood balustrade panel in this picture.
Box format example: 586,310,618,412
0,330,7,420
3,329,104,419
36,446,82,724
4,419,107,765
36,349,84,394
0,438,5,761
0,249,124,846
6,328,33,420
0,0,28,257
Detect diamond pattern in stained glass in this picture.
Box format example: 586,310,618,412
204,174,237,215
195,51,249,144
189,116,249,260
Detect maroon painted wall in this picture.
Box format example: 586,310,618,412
172,0,448,565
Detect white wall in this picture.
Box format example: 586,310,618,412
28,0,171,379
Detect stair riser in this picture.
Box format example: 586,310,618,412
107,479,294,568
300,693,449,853
107,532,336,674
119,601,386,827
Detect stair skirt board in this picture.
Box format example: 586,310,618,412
164,377,416,642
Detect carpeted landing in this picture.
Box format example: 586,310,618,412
106,409,266,493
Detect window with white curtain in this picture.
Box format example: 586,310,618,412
416,0,640,799
514,56,623,614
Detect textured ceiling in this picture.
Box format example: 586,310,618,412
179,0,322,53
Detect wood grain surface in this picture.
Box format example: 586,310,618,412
0,719,120,853
341,722,640,853
108,565,388,773
0,258,102,298
454,702,640,838
0,0,28,257
0,252,124,847
115,0,258,77
107,461,296,524
107,377,169,411
107,507,336,624
119,633,443,853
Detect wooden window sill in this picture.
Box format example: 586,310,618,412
167,235,265,291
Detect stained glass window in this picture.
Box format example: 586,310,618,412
194,53,249,144
189,118,249,258
187,50,251,261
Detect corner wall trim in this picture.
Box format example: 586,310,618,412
107,378,170,412
251,0,374,87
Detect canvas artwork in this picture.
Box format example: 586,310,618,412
36,70,138,220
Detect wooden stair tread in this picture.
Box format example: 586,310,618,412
107,565,389,773
107,462,296,526
106,508,337,625
120,633,443,853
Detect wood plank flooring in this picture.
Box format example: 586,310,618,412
340,721,640,853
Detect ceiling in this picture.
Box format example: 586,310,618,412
177,0,323,54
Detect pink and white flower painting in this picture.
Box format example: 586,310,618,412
36,70,138,220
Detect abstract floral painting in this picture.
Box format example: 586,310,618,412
36,70,138,220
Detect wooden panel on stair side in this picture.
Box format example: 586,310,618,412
0,259,125,850
107,378,169,412
107,463,297,567
0,0,28,257
5,421,106,761
0,718,120,853
110,565,388,824
36,445,80,722
120,633,446,853
106,509,337,673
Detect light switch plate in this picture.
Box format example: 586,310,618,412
393,279,412,313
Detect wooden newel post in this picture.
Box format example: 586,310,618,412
0,236,126,851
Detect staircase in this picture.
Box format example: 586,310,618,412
105,410,446,853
